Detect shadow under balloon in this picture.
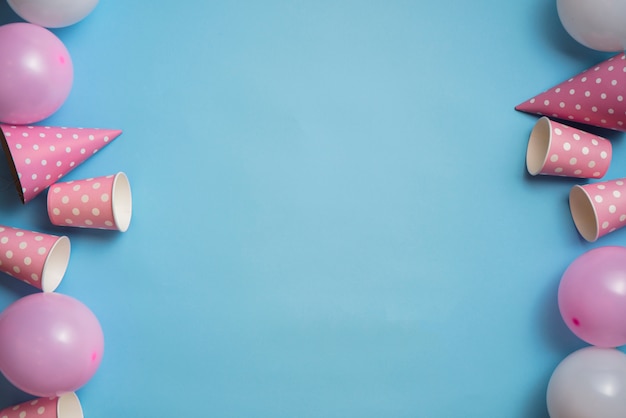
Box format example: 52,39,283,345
536,0,611,64
0,2,21,25
520,275,588,417
521,373,551,418
0,373,34,411
538,273,588,353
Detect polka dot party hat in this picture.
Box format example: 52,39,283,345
516,53,626,132
0,392,82,418
0,124,122,203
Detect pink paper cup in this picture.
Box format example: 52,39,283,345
0,225,70,292
569,178,626,241
526,117,612,178
47,172,132,232
0,392,83,418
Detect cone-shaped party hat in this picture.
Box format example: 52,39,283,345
0,124,122,203
516,53,626,132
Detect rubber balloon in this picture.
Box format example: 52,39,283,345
558,246,626,348
7,0,99,28
0,293,104,397
557,0,626,52
547,347,626,418
0,23,73,125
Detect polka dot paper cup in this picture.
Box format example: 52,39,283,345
0,225,70,292
47,172,132,232
0,392,83,418
569,178,626,241
526,117,611,178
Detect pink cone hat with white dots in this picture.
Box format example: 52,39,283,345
516,53,626,132
0,392,83,418
0,124,122,203
0,225,70,292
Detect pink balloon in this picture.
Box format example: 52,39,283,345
0,23,73,125
559,246,626,348
0,293,104,397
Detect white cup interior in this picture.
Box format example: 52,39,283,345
112,172,132,232
526,116,551,175
41,236,71,292
569,185,599,242
58,392,84,418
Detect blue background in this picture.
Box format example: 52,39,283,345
0,0,623,416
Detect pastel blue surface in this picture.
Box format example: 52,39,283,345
0,0,622,416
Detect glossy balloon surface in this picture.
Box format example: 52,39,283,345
0,23,73,125
559,246,626,348
7,0,99,28
547,347,626,418
557,0,626,51
0,293,104,397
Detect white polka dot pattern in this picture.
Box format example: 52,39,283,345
0,225,69,291
516,53,626,132
48,173,132,232
526,117,611,178
569,178,626,241
0,124,122,203
0,396,58,418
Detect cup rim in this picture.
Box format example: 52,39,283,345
111,172,132,232
41,235,71,292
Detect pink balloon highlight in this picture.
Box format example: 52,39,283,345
0,225,70,292
526,117,611,178
0,392,83,418
558,246,626,347
516,53,626,132
48,172,132,232
0,124,122,203
0,23,73,125
570,178,626,241
0,293,104,397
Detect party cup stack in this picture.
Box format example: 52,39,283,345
516,2,626,417
0,1,132,416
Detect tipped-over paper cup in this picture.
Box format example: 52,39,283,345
0,225,70,292
47,172,132,232
570,178,626,241
0,392,83,418
526,117,612,178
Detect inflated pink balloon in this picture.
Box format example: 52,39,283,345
0,23,73,125
0,293,104,397
559,246,626,348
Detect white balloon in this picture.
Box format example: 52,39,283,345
547,347,626,418
7,0,99,28
557,0,626,52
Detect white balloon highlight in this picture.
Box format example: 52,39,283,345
547,347,626,418
7,0,99,28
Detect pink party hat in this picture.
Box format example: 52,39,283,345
0,124,122,203
516,53,626,132
0,393,83,418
